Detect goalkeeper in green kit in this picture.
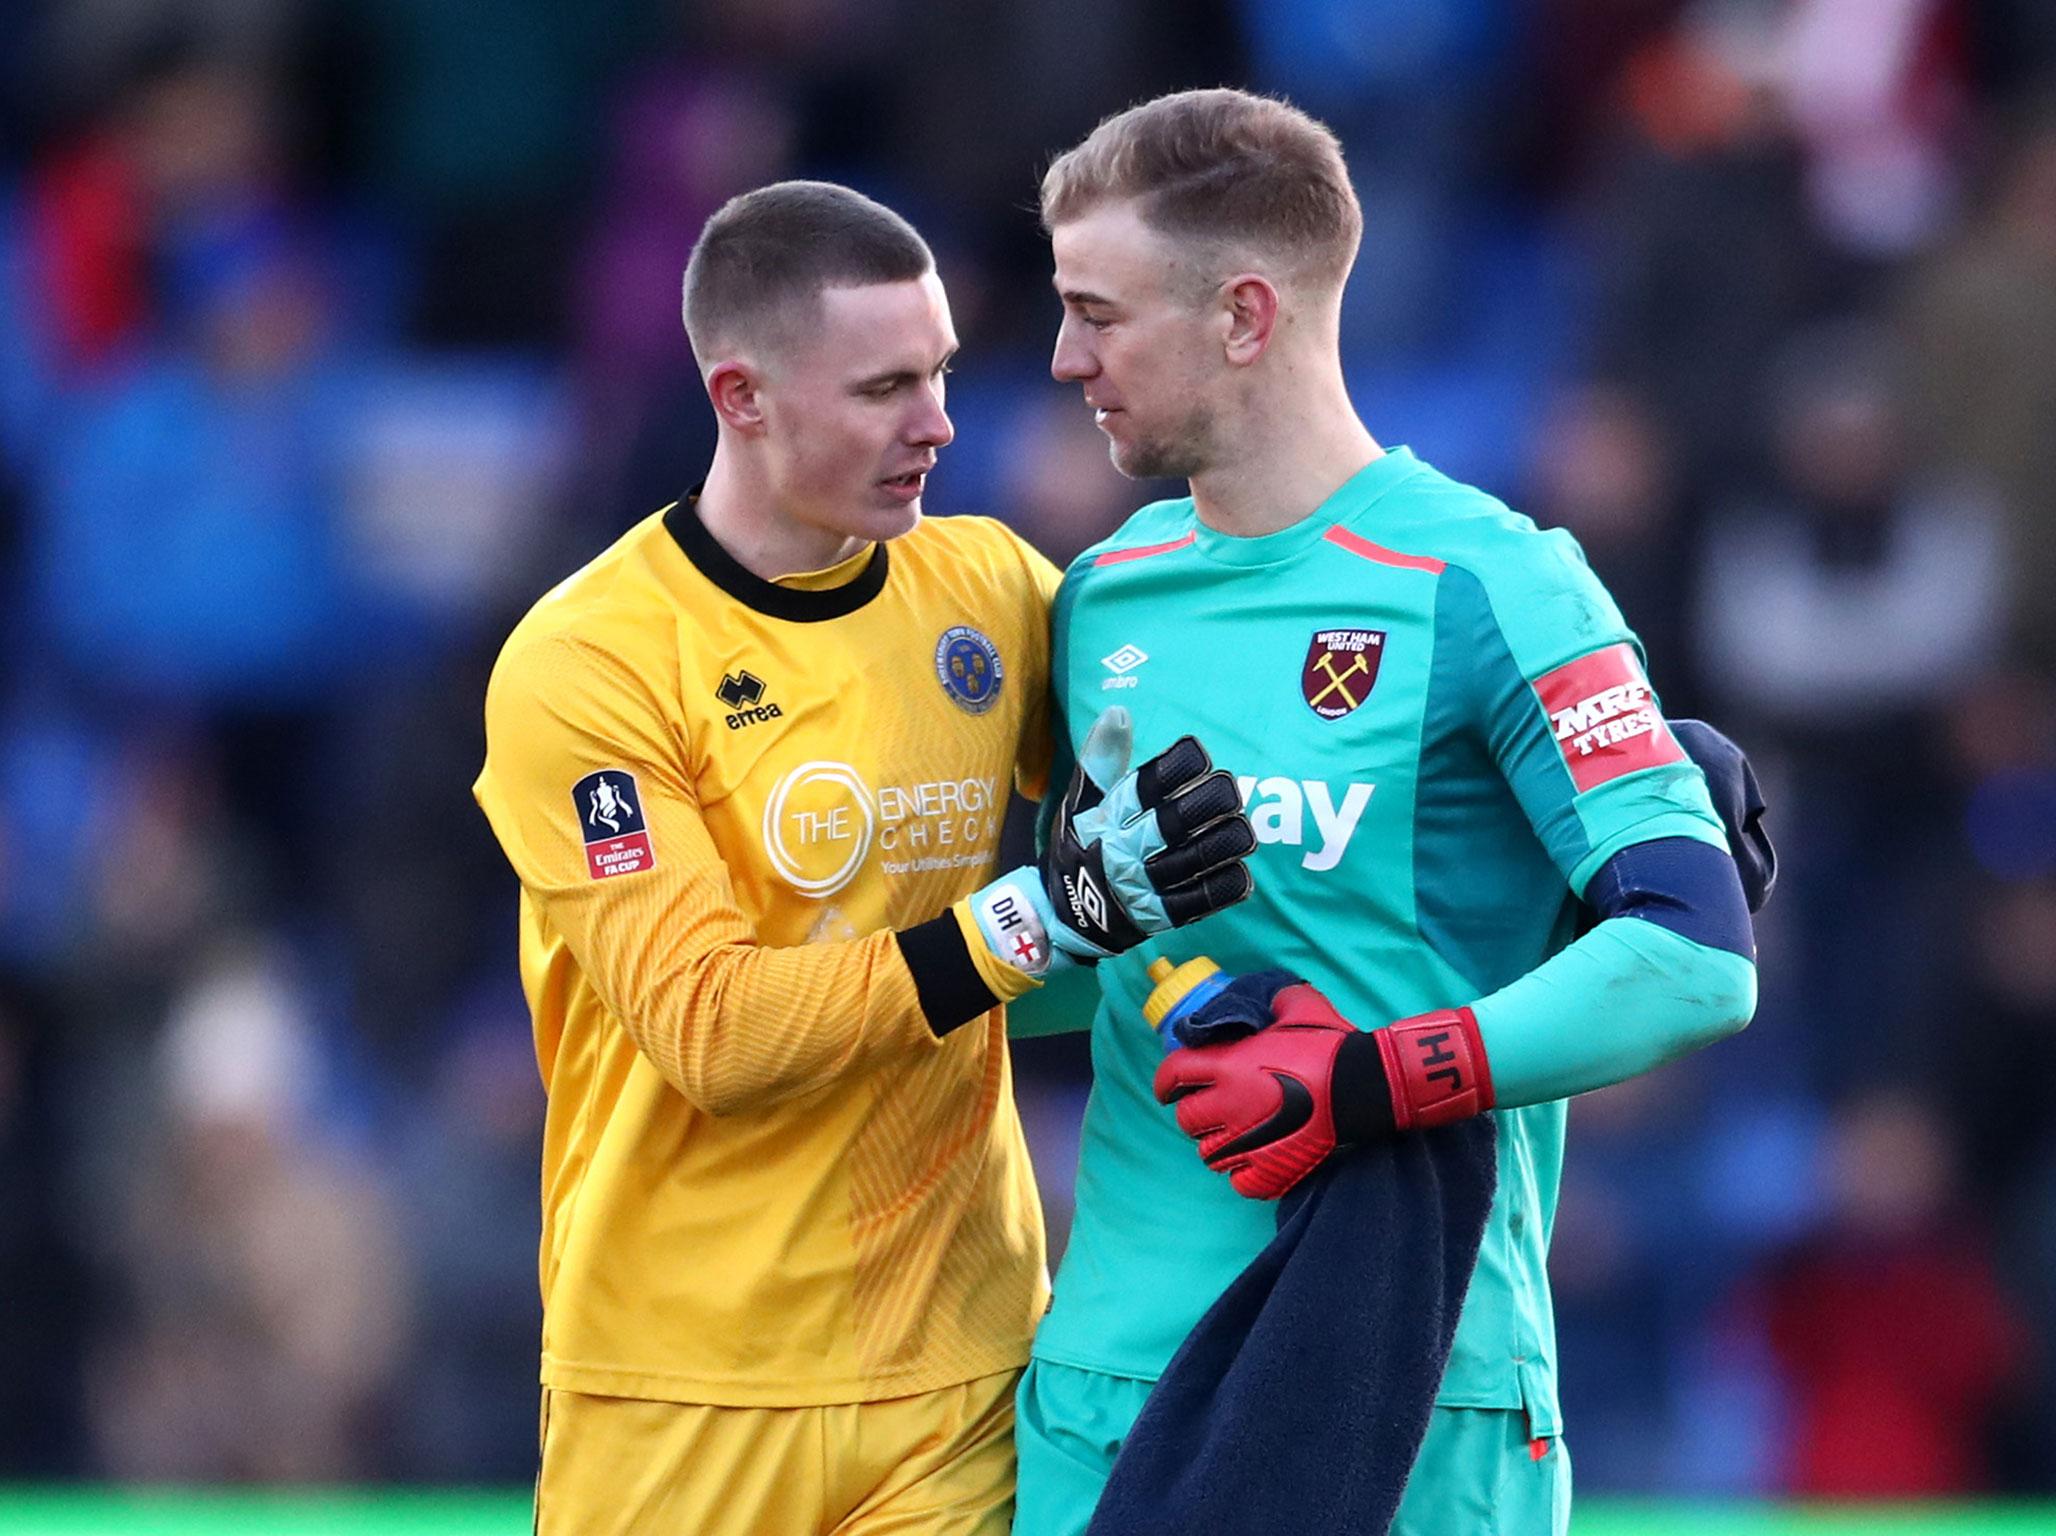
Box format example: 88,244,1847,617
1008,90,1766,1536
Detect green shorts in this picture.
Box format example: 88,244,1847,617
1014,1357,1571,1536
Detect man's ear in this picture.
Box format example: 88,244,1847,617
707,358,768,433
1220,274,1280,367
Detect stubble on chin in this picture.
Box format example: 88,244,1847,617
1111,412,1212,483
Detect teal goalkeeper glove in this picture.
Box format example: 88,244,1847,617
965,708,1257,976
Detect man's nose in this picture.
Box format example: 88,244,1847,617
907,382,953,448
1052,319,1097,383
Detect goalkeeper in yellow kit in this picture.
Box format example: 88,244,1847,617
472,181,1255,1536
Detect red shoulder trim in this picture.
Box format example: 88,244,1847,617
1322,526,1446,574
1093,531,1197,566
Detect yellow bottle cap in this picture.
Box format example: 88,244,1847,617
1143,956,1222,1031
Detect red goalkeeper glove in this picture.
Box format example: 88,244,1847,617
1151,982,1496,1200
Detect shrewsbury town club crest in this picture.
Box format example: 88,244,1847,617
936,626,1004,714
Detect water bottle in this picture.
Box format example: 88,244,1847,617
1142,955,1232,1052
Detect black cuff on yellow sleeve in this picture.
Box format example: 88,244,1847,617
898,914,1005,1037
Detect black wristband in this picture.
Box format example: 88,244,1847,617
897,913,1005,1037
1331,1029,1399,1144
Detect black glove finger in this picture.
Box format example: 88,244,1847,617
1158,862,1254,926
1733,751,1776,912
1144,813,1257,887
1059,756,1105,822
1672,717,1777,912
1738,810,1776,912
1153,768,1244,843
1738,747,1768,820
1133,735,1213,809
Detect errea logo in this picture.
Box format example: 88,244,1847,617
716,669,783,731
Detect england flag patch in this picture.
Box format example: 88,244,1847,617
574,770,655,879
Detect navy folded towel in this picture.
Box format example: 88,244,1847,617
1087,1068,1497,1536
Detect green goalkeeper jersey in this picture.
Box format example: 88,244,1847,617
1024,447,1745,1435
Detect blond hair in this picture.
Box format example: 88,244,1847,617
1041,89,1362,286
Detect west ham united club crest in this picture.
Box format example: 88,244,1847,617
1302,629,1386,720
573,769,655,879
935,626,1004,715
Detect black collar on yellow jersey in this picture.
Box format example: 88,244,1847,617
666,486,890,622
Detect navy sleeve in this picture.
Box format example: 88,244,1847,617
1583,837,1755,959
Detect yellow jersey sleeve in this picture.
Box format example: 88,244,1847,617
476,631,948,1117
473,503,1053,1406
1008,532,1063,805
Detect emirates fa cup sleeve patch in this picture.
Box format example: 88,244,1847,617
1534,644,1685,793
574,770,655,878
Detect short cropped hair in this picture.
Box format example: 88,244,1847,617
1041,89,1362,288
682,181,934,362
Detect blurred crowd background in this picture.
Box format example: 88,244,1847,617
2,0,2054,1501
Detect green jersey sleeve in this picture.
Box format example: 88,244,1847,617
1437,528,1754,1106
1442,533,1725,897
1008,562,1091,1040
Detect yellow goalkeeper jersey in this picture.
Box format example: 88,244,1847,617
473,492,1059,1407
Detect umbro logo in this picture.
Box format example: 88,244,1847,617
1102,644,1148,691
716,670,783,731
1063,868,1109,932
